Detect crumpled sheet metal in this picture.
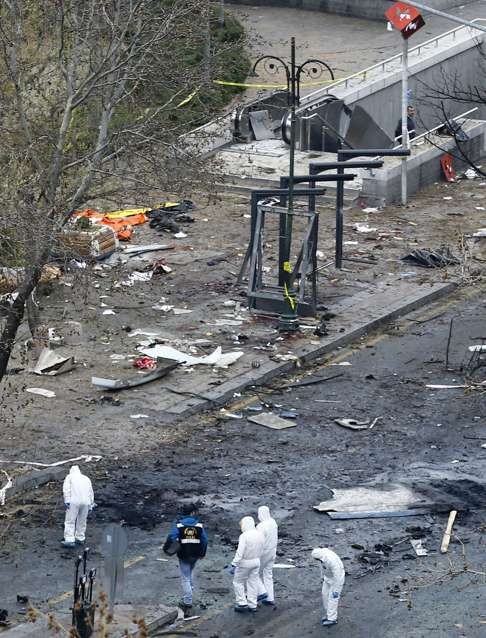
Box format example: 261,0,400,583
314,484,425,513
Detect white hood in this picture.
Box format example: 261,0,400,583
240,516,255,532
258,505,271,522
70,465,81,476
312,548,345,582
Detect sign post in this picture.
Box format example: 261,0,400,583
385,2,425,206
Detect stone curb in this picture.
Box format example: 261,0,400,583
166,281,457,420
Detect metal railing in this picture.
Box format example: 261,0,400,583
300,18,486,109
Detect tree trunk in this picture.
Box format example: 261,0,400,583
0,269,42,382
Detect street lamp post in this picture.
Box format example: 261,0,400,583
251,38,334,331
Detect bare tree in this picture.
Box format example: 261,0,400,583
0,0,245,379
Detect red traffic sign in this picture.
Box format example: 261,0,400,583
385,2,425,39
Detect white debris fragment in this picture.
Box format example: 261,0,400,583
353,223,377,233
174,232,187,238
128,329,160,338
468,345,486,352
102,309,116,315
140,344,243,369
362,207,379,214
26,387,56,398
130,414,149,419
0,471,13,506
172,308,192,315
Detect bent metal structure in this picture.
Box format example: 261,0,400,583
214,19,486,203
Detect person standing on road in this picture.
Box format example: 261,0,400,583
62,465,95,548
256,505,278,606
163,503,208,616
229,516,264,613
311,547,345,627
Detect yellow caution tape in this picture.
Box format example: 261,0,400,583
176,88,199,108
283,261,292,273
213,78,339,89
284,282,296,311
105,208,150,219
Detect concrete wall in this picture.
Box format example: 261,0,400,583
297,30,486,149
227,0,475,20
361,120,486,203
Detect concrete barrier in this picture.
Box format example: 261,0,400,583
227,0,475,20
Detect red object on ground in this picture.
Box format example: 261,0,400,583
440,154,456,182
133,356,157,370
385,2,425,39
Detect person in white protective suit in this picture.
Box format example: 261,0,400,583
230,516,264,613
311,547,345,627
62,465,95,548
256,505,278,606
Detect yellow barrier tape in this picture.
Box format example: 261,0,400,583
283,261,292,273
213,78,339,89
176,88,198,108
284,282,296,311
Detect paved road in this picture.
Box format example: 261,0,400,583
2,289,486,636
227,1,486,102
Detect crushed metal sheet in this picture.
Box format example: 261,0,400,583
92,361,179,391
32,348,74,376
314,484,426,514
248,413,297,430
140,345,243,369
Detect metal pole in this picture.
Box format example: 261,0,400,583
401,36,409,206
335,142,344,268
219,0,225,27
278,37,298,331
387,0,486,34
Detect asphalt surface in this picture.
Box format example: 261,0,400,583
1,288,486,637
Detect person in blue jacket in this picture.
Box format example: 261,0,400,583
163,503,208,615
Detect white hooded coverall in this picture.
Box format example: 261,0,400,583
232,516,264,609
312,548,345,622
63,466,94,543
256,506,278,602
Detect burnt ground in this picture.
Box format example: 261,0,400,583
1,289,486,637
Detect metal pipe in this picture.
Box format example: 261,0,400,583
387,1,486,34
401,36,409,206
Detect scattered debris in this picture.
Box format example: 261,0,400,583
32,349,74,376
353,223,377,233
468,345,486,352
410,538,428,556
92,361,179,391
273,563,296,569
248,413,297,430
130,414,149,419
0,471,12,506
0,265,61,295
440,510,457,554
314,484,427,516
26,387,56,398
426,384,466,389
140,345,243,369
128,329,160,338
133,356,157,370
0,609,10,627
331,361,352,367
401,247,459,268
123,244,172,256
120,271,153,286
0,454,102,468
335,418,369,431
102,309,116,316
284,372,344,389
